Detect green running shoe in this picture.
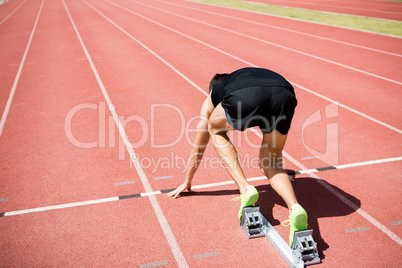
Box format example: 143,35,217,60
282,204,308,247
232,185,259,221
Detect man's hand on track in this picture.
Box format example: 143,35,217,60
167,181,193,199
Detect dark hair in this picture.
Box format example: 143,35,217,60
209,73,229,92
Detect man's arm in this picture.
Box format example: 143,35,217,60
167,94,214,198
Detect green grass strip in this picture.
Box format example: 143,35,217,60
190,0,402,37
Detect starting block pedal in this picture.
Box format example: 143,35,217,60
292,230,321,266
240,206,265,238
240,206,321,267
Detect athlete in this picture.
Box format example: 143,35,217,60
167,67,308,246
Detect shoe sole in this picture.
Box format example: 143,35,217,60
238,192,259,221
293,213,308,231
244,192,259,207
289,204,308,246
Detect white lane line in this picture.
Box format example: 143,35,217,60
83,0,401,246
334,156,402,170
301,156,318,160
2,155,401,219
191,179,235,190
156,0,402,57
139,260,169,268
154,175,174,180
390,220,402,226
5,197,119,217
62,1,188,267
130,0,402,86
0,0,28,26
114,180,135,185
194,156,402,185
96,1,206,96
193,251,220,260
345,226,370,233
141,191,162,197
105,0,402,134
0,0,44,137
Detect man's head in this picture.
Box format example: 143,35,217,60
209,73,229,92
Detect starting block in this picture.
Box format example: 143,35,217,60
240,206,265,238
292,229,321,266
241,206,320,268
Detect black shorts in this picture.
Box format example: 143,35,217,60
220,85,297,135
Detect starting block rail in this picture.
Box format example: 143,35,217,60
241,206,320,268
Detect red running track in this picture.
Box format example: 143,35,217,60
240,0,402,21
0,0,401,267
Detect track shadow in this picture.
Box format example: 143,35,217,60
179,188,239,197
178,171,361,260
257,175,360,260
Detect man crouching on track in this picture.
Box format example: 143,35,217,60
168,67,308,247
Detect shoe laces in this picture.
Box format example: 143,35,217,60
231,196,241,201
281,219,291,227
231,186,251,202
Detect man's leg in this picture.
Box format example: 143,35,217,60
208,103,249,193
259,130,308,246
208,104,258,220
258,130,297,209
